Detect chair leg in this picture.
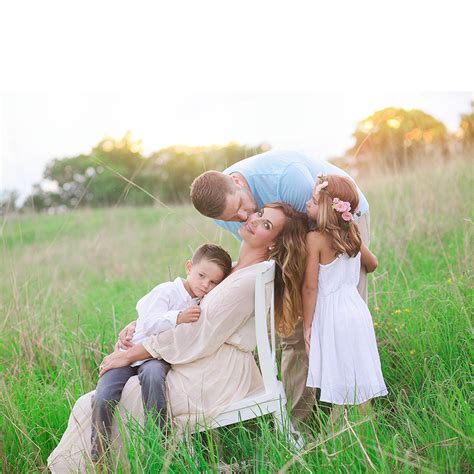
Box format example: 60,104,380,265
182,427,196,459
289,420,305,450
273,408,305,450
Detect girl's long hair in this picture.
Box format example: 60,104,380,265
314,175,362,257
266,202,308,337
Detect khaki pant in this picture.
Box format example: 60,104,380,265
281,212,371,422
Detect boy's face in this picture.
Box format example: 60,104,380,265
185,259,226,298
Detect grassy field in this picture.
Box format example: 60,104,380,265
0,156,472,472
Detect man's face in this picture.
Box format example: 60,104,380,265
218,188,257,222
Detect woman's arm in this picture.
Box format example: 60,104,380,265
360,243,378,273
302,232,320,354
99,343,151,376
142,272,257,365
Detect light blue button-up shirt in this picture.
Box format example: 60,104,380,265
214,150,369,240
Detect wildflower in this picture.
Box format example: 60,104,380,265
404,308,411,313
393,309,402,315
409,350,415,355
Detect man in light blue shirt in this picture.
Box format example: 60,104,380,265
190,149,371,422
209,150,369,239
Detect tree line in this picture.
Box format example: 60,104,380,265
13,139,270,212
1,102,473,214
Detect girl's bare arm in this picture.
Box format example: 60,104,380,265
360,243,378,273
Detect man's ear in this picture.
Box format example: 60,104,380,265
230,174,242,187
185,260,192,275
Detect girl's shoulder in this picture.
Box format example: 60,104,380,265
306,230,330,247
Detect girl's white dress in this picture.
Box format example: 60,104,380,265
307,252,388,405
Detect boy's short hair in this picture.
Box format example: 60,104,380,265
190,171,235,218
191,244,232,278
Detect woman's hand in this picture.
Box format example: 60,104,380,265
115,321,137,351
100,343,152,376
99,351,131,377
304,325,311,356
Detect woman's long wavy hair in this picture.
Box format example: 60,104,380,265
266,202,308,337
314,175,362,257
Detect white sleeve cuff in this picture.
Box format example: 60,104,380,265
164,310,180,327
142,336,162,360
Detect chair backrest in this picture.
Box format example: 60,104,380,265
254,260,278,393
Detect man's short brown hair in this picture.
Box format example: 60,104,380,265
190,171,235,218
192,244,232,278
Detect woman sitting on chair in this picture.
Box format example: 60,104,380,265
48,203,307,471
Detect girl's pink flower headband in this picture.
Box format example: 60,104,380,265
331,198,353,221
315,180,328,193
316,173,354,222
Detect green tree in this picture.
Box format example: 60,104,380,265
145,142,270,203
456,100,474,148
22,184,62,212
22,137,271,211
347,107,448,168
0,190,19,215
42,132,152,208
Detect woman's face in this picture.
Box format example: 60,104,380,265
238,206,286,248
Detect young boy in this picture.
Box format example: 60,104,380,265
91,244,232,462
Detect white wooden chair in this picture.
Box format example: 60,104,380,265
189,260,304,449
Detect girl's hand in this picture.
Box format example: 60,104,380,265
360,243,378,273
304,326,312,356
115,321,137,351
99,351,131,377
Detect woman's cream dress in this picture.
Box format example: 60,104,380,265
48,264,266,472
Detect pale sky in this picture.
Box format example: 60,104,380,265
1,1,472,199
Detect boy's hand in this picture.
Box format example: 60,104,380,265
115,321,137,350
177,305,201,324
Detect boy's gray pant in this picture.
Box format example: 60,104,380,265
91,359,170,461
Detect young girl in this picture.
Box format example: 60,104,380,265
303,174,387,406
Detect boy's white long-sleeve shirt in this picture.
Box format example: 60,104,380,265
129,277,199,366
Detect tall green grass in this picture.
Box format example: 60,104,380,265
0,156,472,472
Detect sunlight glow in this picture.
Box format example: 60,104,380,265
387,118,401,129
362,120,374,132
